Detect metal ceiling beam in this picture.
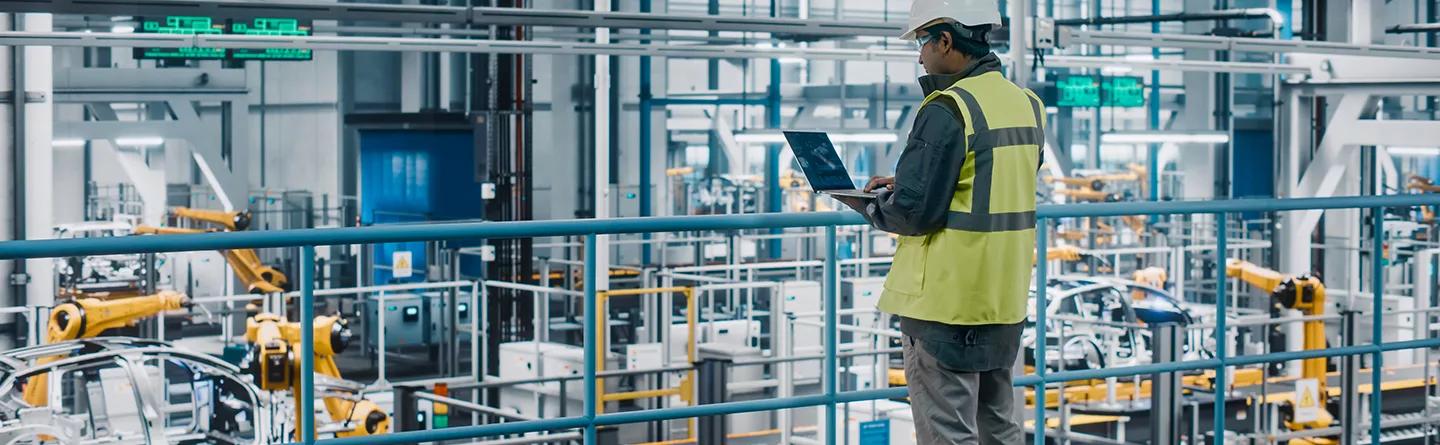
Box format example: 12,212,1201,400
0,30,1313,75
0,0,899,39
0,30,1314,75
1064,29,1440,60
0,30,918,61
1046,54,1310,74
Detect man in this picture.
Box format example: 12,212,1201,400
835,0,1045,443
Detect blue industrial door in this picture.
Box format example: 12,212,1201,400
359,129,486,285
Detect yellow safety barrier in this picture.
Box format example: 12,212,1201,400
596,287,698,441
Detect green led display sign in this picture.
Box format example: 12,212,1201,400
1056,75,1147,108
134,16,312,61
230,18,313,61
1056,76,1100,107
134,16,226,60
1104,77,1146,108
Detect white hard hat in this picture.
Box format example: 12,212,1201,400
900,0,1003,40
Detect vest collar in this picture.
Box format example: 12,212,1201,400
918,52,1003,96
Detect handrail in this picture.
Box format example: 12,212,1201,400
4,194,1437,259
9,193,1440,445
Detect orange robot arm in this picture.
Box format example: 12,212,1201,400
248,313,390,438
24,291,188,406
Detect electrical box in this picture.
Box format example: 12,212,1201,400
1032,17,1057,49
364,291,468,351
636,319,759,366
698,342,768,433
780,280,823,381
364,293,430,350
497,341,619,419
842,277,885,319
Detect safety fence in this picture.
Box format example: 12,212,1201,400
2,194,1439,445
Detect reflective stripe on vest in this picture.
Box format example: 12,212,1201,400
928,83,1044,233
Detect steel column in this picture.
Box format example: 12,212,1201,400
1214,214,1228,444
300,246,316,444
824,226,837,444
638,0,653,265
765,5,783,258
584,234,598,444
1370,205,1384,443
1034,219,1049,445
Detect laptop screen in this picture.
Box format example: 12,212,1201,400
784,131,856,191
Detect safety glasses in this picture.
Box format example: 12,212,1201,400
913,33,937,51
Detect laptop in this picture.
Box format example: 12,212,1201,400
782,131,877,199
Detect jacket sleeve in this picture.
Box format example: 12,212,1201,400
864,102,967,236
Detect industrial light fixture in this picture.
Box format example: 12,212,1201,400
1101,65,1134,75
734,131,899,144
114,137,165,147
1387,146,1440,157
110,25,135,34
1101,132,1230,144
51,139,86,148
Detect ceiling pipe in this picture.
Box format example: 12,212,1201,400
1054,8,1284,28
1387,23,1440,34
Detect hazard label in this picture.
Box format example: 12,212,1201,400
393,251,413,278
1294,378,1321,424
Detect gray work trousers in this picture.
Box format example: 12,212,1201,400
903,335,1024,445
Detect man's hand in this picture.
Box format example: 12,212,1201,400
865,176,896,193
833,195,870,214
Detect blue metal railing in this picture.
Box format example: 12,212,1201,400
3,194,1439,445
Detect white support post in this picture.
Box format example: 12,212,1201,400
21,12,53,310
594,1,611,296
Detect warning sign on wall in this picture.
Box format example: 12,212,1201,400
1294,378,1321,424
393,251,413,279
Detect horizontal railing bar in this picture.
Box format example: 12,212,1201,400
1188,312,1341,330
307,416,591,445
297,335,1440,445
413,391,537,421
449,364,698,389
1049,314,1148,330
6,195,1439,260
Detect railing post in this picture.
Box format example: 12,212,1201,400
1213,213,1227,445
1340,310,1359,444
585,234,599,444
394,385,420,432
1150,322,1182,445
300,245,316,445
1034,218,1048,445
824,226,838,445
696,357,730,444
1371,206,1384,442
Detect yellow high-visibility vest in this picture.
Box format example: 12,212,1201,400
877,71,1046,326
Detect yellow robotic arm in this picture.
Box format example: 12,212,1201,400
133,226,288,294
23,291,189,406
1044,245,1088,262
1225,259,1333,433
1056,188,1119,203
171,206,252,231
246,313,390,439
1131,267,1167,300
1408,175,1440,193
1045,164,1147,193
